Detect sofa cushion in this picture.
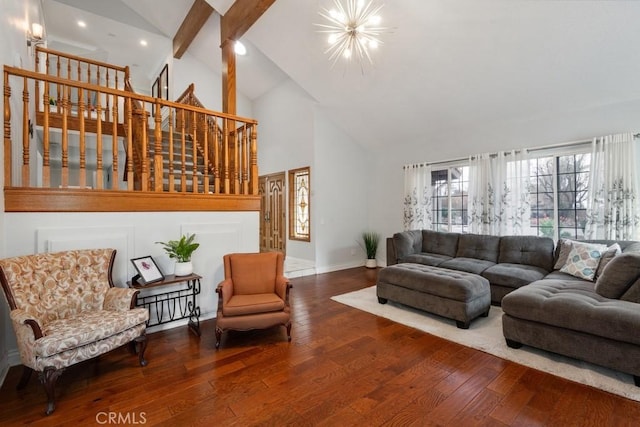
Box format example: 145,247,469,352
482,263,549,289
223,293,285,317
553,239,640,270
421,230,459,257
439,257,495,275
543,270,588,282
594,253,640,299
455,234,500,262
501,279,640,346
594,243,621,279
498,235,554,271
402,253,451,266
559,241,607,281
553,238,574,270
621,278,640,303
393,230,422,261
35,308,149,357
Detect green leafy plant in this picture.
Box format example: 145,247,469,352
156,233,199,262
362,231,380,259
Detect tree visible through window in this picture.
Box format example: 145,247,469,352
289,167,310,241
431,167,469,233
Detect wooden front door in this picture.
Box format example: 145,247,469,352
259,172,286,253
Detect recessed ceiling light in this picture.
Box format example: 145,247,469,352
234,40,246,56
140,40,148,47
77,20,86,28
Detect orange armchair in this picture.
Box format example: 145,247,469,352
215,252,292,348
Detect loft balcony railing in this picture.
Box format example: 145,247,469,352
3,57,259,213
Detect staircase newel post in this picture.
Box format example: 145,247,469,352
154,100,163,192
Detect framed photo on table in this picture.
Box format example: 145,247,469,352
131,256,164,285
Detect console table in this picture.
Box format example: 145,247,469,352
128,273,201,336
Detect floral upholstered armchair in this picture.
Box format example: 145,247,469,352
0,249,149,415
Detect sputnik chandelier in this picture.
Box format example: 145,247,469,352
316,0,389,67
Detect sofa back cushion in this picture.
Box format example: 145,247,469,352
455,234,500,262
0,249,115,323
498,235,554,271
594,252,640,300
421,230,459,257
393,230,422,261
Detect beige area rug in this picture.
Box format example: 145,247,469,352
331,286,640,402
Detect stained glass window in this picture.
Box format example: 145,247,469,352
289,167,310,241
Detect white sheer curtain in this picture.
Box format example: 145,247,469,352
467,150,531,235
403,164,433,230
584,133,640,240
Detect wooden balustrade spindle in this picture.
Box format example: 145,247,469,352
191,111,198,193
223,118,230,194
213,117,220,194
203,115,209,194
180,109,187,192
168,108,175,192
61,84,69,187
95,89,103,189
154,101,163,191
4,71,12,187
21,77,30,187
250,124,258,195
111,94,119,190
242,125,249,195
234,122,240,195
78,86,86,188
141,106,149,191
126,97,134,190
42,82,50,187
56,57,61,113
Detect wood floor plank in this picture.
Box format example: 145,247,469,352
1,266,638,426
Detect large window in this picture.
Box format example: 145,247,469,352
431,166,469,233
428,151,591,240
529,153,590,240
288,167,310,241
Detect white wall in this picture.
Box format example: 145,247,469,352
172,51,253,119
313,109,370,271
0,0,43,388
254,80,315,262
254,79,370,272
2,211,259,367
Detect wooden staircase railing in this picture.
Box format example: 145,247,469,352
3,62,259,212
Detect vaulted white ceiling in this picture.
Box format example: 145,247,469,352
42,0,640,149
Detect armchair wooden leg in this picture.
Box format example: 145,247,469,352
134,334,148,367
286,322,292,342
38,366,64,415
215,327,222,349
16,366,33,390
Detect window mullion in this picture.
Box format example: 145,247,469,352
553,157,559,241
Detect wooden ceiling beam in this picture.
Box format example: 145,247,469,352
220,0,276,44
220,0,276,115
173,0,214,59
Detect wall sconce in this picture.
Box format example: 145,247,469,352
27,23,45,47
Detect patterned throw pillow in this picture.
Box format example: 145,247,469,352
560,241,608,281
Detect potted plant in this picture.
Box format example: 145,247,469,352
362,231,380,268
156,233,200,276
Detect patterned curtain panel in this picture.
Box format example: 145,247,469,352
468,150,531,236
403,164,433,230
584,133,640,240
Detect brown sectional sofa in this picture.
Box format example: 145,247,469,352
385,229,640,386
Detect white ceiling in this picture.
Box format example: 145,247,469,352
42,0,640,149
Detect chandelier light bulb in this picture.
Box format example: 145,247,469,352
343,48,352,58
328,33,338,44
368,15,381,25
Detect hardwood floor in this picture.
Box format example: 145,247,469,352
1,267,639,426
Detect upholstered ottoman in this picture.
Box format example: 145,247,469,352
377,263,491,328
